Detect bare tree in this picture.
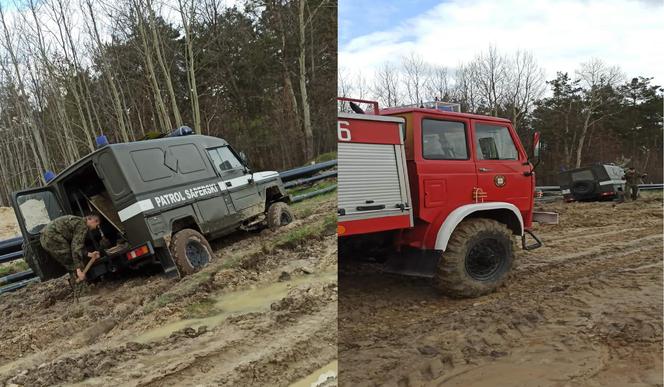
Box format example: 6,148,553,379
402,52,427,105
504,50,545,131
424,65,450,102
354,71,370,100
573,59,623,167
453,63,480,112
372,61,400,107
0,4,51,176
177,0,201,133
84,0,130,142
146,0,182,128
471,45,507,116
297,0,328,161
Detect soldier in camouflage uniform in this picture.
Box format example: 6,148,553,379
40,214,101,282
623,167,647,201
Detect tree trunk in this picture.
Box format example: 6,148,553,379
298,0,314,161
575,112,592,168
134,0,172,131
146,0,182,128
178,0,201,133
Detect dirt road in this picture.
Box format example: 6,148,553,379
0,193,337,386
339,194,663,386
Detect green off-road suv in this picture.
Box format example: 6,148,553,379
12,134,293,281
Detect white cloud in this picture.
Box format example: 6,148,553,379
340,0,664,85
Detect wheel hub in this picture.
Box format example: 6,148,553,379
185,240,210,268
280,212,292,225
465,238,505,281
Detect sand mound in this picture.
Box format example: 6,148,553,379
0,207,19,239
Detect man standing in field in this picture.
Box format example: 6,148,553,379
623,166,647,201
40,214,102,282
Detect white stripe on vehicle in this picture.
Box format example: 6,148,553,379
118,199,155,222
562,189,571,194
599,179,626,186
117,171,279,222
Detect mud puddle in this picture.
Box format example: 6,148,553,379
134,270,337,343
290,360,338,387
439,346,605,387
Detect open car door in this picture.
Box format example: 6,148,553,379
11,187,67,281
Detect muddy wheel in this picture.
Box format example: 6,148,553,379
434,219,513,298
267,202,294,230
169,229,214,276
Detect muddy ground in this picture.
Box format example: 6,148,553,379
339,194,663,386
0,192,337,387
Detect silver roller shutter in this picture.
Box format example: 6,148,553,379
338,142,407,217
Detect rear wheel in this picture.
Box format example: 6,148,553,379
169,229,213,276
267,202,294,230
434,219,514,298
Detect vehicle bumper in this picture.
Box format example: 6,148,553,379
86,241,156,280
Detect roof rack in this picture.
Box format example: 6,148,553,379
337,97,380,115
396,100,461,112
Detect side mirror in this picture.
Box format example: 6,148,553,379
527,131,541,172
239,151,249,166
532,131,541,158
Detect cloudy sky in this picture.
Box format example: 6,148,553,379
339,0,664,85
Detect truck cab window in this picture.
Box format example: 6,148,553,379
474,123,518,160
208,146,244,176
422,119,468,160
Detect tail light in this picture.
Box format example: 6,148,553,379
126,245,150,260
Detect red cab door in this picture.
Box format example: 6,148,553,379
413,115,477,247
471,119,533,217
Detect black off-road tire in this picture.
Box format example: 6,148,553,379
267,202,294,230
169,229,214,276
434,219,514,298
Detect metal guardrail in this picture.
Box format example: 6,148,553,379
291,185,337,203
0,159,340,295
0,277,39,294
0,251,23,264
284,170,337,189
0,269,34,286
279,160,337,182
0,236,22,256
536,184,664,193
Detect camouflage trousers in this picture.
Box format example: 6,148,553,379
626,184,639,201
40,232,76,271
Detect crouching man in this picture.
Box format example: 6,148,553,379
40,214,102,282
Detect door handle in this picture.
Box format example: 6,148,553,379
225,181,232,187
478,167,492,172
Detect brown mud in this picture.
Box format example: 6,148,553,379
339,194,663,386
0,193,337,386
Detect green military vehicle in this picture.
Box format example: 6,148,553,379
11,134,293,281
558,164,626,202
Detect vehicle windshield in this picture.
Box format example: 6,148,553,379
16,191,63,235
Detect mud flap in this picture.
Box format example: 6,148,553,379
156,248,181,279
383,250,440,278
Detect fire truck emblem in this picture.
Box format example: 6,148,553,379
494,175,506,187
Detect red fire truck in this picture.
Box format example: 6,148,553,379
337,98,556,298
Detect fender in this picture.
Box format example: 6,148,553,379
434,202,524,251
